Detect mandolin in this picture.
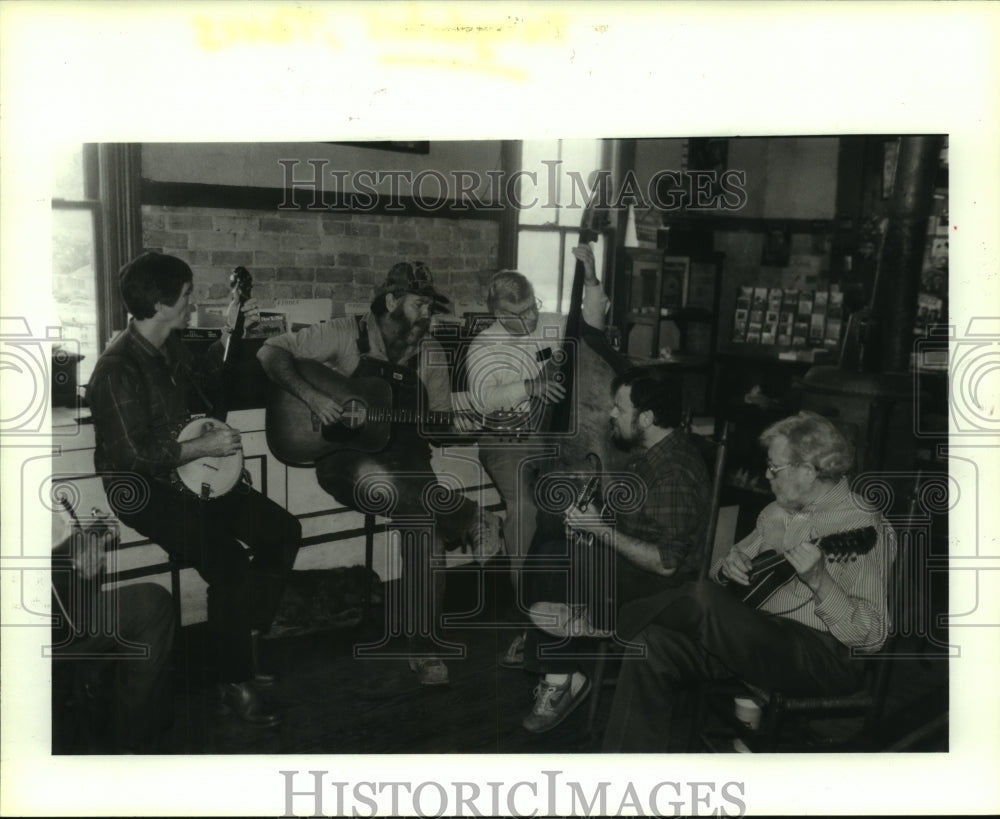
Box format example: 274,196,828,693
266,358,528,466
51,497,117,639
173,266,253,499
724,525,878,609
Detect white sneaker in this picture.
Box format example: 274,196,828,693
522,673,591,733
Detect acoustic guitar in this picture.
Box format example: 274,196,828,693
725,525,878,609
172,266,253,499
265,358,527,466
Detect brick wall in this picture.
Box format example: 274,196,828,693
140,205,500,317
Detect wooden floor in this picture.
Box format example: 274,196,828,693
63,566,951,755
161,567,605,755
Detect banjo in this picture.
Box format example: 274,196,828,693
172,416,248,499
172,266,252,500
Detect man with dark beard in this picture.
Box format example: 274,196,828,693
517,368,710,733
258,262,502,686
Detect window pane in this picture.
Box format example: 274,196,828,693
517,139,559,226
52,144,86,201
516,230,560,311
52,208,98,383
562,232,605,312
557,139,603,225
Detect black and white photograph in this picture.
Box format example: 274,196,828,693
2,3,999,818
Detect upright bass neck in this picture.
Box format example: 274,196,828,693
541,176,607,436
215,265,253,421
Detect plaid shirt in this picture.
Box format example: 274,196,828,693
86,322,224,483
618,430,711,577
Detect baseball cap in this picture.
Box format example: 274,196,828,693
376,261,449,305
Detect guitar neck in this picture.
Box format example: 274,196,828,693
58,496,80,528
367,408,456,425
752,525,877,573
364,407,523,428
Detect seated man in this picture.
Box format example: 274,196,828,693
258,261,502,686
518,369,710,733
463,245,608,668
86,252,302,728
51,508,174,753
601,411,896,752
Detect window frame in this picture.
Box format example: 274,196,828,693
50,143,140,386
511,138,615,314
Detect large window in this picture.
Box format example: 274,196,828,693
515,139,606,313
52,144,102,384
51,144,140,389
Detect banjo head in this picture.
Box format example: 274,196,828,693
174,418,245,499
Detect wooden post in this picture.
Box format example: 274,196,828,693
873,136,945,373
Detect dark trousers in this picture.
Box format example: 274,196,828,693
602,580,865,751
53,583,175,752
316,443,479,649
115,481,301,682
522,524,684,675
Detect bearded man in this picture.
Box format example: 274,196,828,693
516,368,710,733
258,262,502,686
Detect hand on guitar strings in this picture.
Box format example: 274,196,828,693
525,371,566,405
781,532,829,594
224,296,261,335
718,548,752,586
571,244,598,284
304,388,344,425
563,505,613,541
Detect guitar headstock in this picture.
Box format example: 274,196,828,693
230,266,254,303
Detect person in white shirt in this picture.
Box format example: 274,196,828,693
463,245,608,667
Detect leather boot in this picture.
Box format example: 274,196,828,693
250,628,276,687
216,681,281,727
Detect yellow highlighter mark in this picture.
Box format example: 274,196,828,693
193,7,342,51
368,8,567,82
190,5,569,83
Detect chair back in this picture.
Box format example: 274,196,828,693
680,417,730,580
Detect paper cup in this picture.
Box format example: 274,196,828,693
733,696,762,730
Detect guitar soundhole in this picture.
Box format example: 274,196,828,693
341,399,368,429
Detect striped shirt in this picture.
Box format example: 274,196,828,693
464,284,609,415
711,479,896,652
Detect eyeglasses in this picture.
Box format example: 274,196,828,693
496,298,543,319
765,460,798,476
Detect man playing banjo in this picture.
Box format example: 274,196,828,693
86,251,302,727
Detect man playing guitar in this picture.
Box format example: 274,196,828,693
258,261,503,686
86,252,302,727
